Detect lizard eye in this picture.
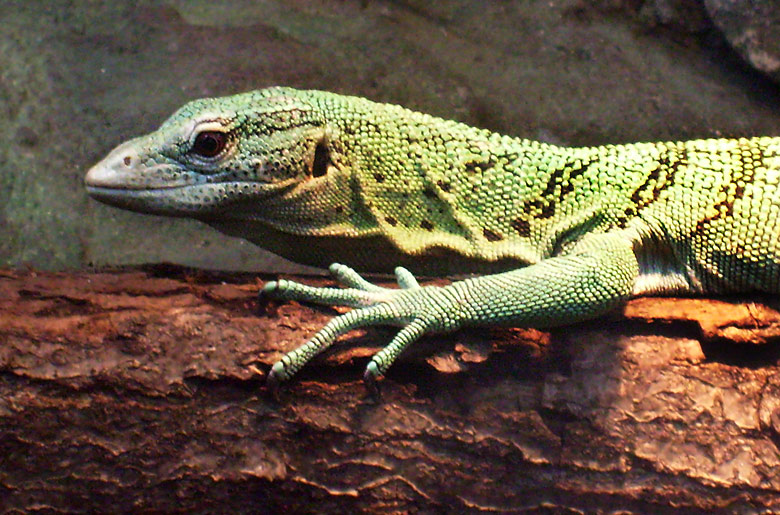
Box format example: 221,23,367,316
191,131,227,158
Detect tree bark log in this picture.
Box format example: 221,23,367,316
2,265,780,513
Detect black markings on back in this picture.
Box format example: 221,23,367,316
623,153,670,217
541,202,556,218
421,219,434,231
436,180,452,192
373,172,386,183
464,156,496,174
511,217,531,237
519,159,592,221
483,228,504,242
694,143,756,232
497,151,520,162
558,160,590,198
620,148,686,226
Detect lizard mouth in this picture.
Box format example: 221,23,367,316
84,139,258,216
85,183,230,217
84,137,294,218
86,178,296,220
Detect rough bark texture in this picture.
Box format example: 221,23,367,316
2,265,780,513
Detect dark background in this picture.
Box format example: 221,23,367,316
1,0,778,273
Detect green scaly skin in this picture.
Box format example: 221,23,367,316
85,87,780,388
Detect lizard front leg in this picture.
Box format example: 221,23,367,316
263,232,639,389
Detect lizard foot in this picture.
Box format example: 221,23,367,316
263,263,452,390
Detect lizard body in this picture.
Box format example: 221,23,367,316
85,87,780,386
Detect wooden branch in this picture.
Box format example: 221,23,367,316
1,265,780,512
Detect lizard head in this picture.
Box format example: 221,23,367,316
85,87,341,223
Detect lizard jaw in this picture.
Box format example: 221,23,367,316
85,136,224,216
85,137,202,191
85,184,222,217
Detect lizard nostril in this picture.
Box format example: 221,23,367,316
123,156,132,167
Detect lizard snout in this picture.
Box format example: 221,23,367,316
85,139,148,190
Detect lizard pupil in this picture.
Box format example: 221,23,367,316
192,131,227,158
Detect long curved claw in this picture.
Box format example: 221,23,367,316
265,362,283,397
363,361,383,400
266,366,278,387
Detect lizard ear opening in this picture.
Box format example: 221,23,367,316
311,139,330,178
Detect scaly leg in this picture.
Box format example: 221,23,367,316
263,232,639,388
